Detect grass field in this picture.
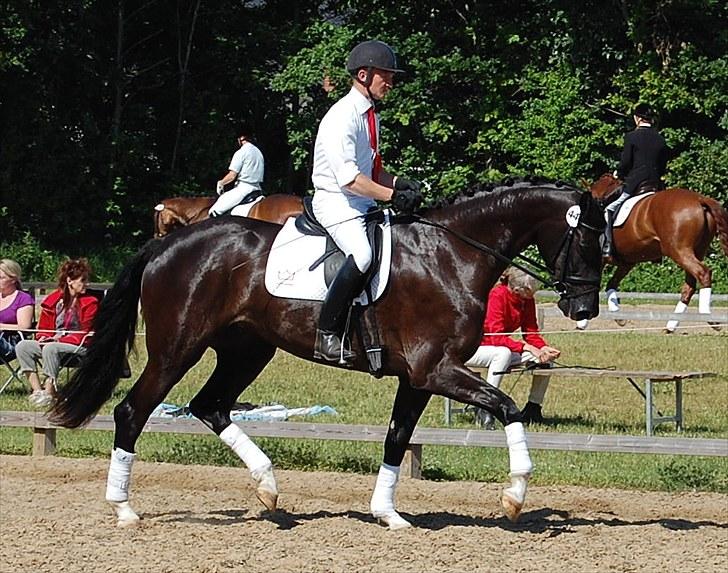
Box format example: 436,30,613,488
1,322,726,493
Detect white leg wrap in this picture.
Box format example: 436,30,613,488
665,300,689,332
505,422,533,477
220,423,272,475
699,287,712,314
528,374,551,406
370,463,411,530
606,289,620,312
575,319,589,330
106,447,135,503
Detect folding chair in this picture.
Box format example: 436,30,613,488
0,331,29,396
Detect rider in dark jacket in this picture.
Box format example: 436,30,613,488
603,103,669,257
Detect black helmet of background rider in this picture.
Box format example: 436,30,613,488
632,103,655,123
346,40,404,101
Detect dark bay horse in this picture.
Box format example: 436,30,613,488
50,181,604,529
153,194,303,237
589,173,728,331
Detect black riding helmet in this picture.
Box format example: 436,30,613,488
633,103,654,122
346,40,404,76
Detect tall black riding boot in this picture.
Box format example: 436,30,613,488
602,210,616,258
314,255,367,363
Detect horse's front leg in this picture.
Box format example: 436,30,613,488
421,361,533,522
370,377,431,530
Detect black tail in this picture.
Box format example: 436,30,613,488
49,240,161,428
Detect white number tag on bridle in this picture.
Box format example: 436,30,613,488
565,205,581,228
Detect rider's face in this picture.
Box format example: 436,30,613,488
367,68,395,100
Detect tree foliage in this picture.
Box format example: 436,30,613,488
1,0,726,262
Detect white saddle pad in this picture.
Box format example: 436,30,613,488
264,212,392,304
230,195,264,217
608,192,654,227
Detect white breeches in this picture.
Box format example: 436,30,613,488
209,182,260,217
465,346,538,388
312,190,374,273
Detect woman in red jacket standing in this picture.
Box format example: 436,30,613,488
16,258,99,407
466,267,560,429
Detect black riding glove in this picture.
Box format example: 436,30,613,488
392,178,423,214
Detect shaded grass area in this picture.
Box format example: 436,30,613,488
1,329,726,492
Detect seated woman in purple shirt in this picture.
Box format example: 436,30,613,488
0,259,35,359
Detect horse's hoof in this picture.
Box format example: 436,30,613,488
254,466,278,511
663,328,675,335
575,319,589,330
256,488,278,511
373,510,412,530
109,501,140,527
501,474,529,522
501,492,522,522
615,319,627,327
708,322,722,332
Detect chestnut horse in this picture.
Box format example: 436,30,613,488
153,194,303,237
589,173,728,331
50,181,604,530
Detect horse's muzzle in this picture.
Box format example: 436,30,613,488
558,289,600,321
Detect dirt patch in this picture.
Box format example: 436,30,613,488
1,455,726,573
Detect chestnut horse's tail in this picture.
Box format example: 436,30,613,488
49,240,161,428
701,196,728,257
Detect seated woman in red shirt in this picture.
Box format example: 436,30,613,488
15,259,99,407
466,267,560,429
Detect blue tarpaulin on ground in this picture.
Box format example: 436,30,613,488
150,402,337,421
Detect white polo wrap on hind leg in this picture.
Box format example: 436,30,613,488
106,447,136,502
220,423,271,475
665,300,689,332
505,422,533,477
699,287,712,314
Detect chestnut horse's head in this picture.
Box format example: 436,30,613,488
589,172,622,203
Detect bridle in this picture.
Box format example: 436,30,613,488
411,197,603,298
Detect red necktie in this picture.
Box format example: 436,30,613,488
366,107,382,183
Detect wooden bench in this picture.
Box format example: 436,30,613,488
445,367,717,435
1,411,726,480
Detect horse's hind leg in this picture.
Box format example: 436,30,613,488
107,351,204,526
370,376,431,530
188,336,278,511
665,249,713,332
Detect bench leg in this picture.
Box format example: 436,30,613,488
444,397,452,425
645,379,654,436
33,428,56,456
675,379,683,433
401,445,422,479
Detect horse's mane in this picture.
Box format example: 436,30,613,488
425,175,583,211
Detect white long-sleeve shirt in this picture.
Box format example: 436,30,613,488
311,87,377,204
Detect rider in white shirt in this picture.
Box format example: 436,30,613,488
209,125,265,217
311,40,423,363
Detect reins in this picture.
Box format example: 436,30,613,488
411,213,569,295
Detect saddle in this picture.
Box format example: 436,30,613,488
295,196,385,288
293,196,386,376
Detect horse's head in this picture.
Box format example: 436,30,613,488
538,190,605,321
589,172,622,203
